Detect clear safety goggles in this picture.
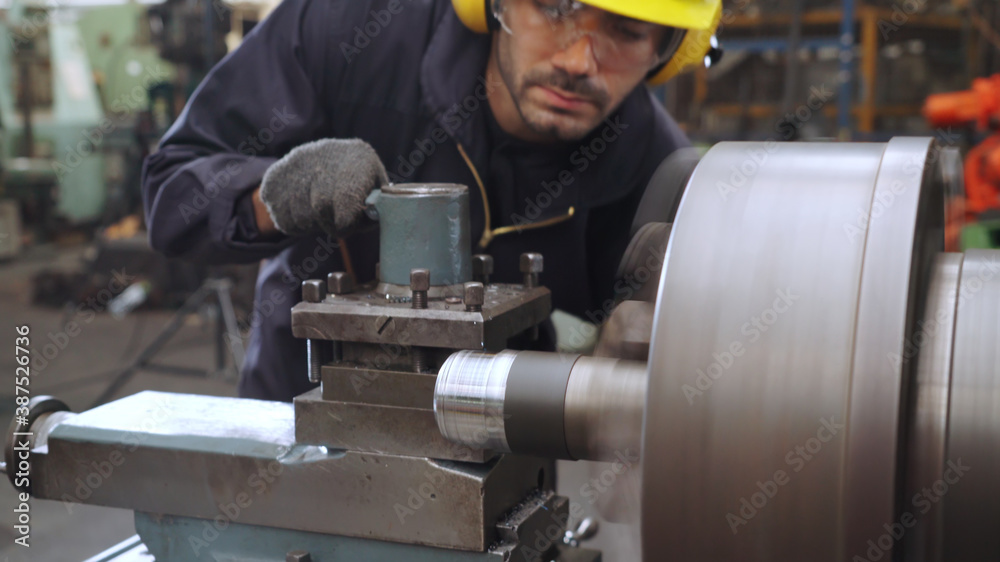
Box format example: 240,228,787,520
493,0,681,72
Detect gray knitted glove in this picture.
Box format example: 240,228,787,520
259,138,388,237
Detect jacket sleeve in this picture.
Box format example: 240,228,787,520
141,0,337,263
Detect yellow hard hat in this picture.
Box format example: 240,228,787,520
578,0,719,31
451,0,723,84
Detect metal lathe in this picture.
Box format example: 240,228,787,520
6,137,999,562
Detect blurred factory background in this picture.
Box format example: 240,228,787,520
4,0,999,266
0,0,999,559
666,0,980,141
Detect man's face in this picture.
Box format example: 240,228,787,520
493,0,671,142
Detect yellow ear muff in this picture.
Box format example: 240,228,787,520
647,3,721,85
452,0,492,33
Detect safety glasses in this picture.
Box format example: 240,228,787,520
494,0,678,72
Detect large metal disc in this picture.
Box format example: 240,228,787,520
940,249,1000,561
903,252,961,562
642,138,943,561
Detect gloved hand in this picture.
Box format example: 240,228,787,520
259,138,388,237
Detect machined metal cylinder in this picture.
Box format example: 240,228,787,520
434,350,646,461
370,184,472,286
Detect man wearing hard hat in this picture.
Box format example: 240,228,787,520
142,0,722,401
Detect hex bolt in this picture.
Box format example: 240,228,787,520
286,551,312,562
410,268,430,309
472,254,494,285
327,271,355,295
464,282,484,312
520,253,543,288
301,279,326,303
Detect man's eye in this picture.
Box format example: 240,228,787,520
533,0,563,18
612,21,649,41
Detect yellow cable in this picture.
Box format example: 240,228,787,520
456,142,576,248
456,142,496,247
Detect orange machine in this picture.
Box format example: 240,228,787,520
924,74,1000,217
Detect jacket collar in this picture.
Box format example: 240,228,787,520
419,7,659,209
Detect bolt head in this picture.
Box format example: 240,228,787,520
301,280,325,303
472,254,494,277
286,551,311,562
327,271,354,295
410,268,430,292
520,253,543,274
464,282,485,307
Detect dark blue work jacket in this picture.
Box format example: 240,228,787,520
141,0,689,401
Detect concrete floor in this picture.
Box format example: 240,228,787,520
0,243,641,562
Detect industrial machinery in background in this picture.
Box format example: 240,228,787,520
146,0,268,113
924,73,1000,249
671,0,971,142
0,0,265,246
7,138,1000,562
1,0,110,232
0,0,179,243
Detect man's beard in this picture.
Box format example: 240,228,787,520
496,39,611,142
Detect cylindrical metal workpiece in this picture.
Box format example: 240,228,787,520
371,184,472,286
434,350,646,461
434,350,518,452
563,356,647,461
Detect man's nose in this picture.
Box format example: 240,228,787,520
551,33,598,77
